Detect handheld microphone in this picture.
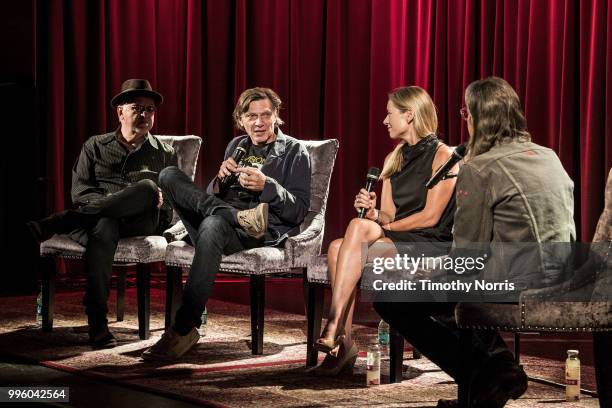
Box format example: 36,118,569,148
425,143,467,189
219,139,249,192
358,167,381,219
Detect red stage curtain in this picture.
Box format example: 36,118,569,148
44,0,612,243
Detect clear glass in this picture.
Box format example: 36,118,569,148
565,349,580,401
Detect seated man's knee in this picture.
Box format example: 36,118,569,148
158,166,182,191
197,215,230,238
89,217,120,244
134,178,159,200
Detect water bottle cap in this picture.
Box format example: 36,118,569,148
567,349,579,356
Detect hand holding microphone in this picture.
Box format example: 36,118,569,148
354,189,377,219
218,139,249,193
217,156,240,180
356,167,381,219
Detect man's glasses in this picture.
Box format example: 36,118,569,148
124,104,157,114
460,107,469,121
242,111,274,123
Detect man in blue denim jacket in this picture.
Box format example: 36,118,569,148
143,87,311,361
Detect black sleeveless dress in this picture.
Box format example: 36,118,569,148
383,135,456,244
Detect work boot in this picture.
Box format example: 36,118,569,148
236,203,268,239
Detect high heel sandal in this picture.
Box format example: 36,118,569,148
314,330,345,356
309,343,359,377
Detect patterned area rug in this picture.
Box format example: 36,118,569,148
0,289,600,407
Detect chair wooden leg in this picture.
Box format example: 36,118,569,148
165,265,183,330
250,275,265,355
389,325,404,383
116,268,126,322
457,329,473,407
136,263,151,340
305,277,324,367
40,257,56,332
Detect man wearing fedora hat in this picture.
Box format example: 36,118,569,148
27,79,177,348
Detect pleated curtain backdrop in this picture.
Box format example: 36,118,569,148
43,0,612,243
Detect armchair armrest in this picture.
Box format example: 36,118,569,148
163,220,188,243
285,212,325,267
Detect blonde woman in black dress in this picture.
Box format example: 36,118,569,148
312,86,458,376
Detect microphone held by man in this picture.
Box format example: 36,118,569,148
217,140,250,194
425,143,467,189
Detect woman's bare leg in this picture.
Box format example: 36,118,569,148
326,238,357,345
319,218,384,343
316,235,395,370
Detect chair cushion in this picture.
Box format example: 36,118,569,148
165,241,292,275
40,234,167,263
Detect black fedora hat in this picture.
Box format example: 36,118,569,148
110,79,163,107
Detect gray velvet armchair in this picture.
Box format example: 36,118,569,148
37,135,202,340
455,168,612,404
163,138,339,354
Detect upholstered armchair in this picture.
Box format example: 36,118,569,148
163,139,339,354
455,168,612,403
37,135,202,340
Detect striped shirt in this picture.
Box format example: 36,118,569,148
71,129,177,224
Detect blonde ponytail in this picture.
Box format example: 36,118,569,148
380,86,438,179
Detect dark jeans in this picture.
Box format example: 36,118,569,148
594,332,612,406
48,179,163,328
373,301,514,386
158,166,263,334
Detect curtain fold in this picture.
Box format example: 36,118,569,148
45,0,611,242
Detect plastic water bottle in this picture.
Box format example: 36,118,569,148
367,343,381,386
565,349,580,401
378,320,390,381
198,307,207,337
378,319,390,347
36,288,43,327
